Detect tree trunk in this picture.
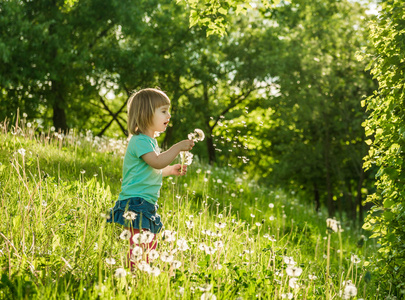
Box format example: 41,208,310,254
52,98,68,132
205,126,216,164
314,182,320,212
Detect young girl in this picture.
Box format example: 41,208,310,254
107,88,194,267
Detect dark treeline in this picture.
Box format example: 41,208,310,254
0,0,377,224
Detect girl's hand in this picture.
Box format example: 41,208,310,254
172,164,187,176
178,139,195,151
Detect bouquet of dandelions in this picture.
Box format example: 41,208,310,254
180,128,205,174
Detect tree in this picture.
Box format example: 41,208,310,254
360,0,405,295
213,0,377,220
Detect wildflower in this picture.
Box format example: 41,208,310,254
288,277,300,289
326,218,341,233
204,246,217,255
146,249,159,261
198,243,207,251
281,293,293,299
198,284,213,292
286,266,303,277
132,246,143,256
201,292,217,300
351,254,361,264
308,274,318,280
217,214,223,219
162,230,176,242
214,222,226,229
100,213,111,220
188,128,205,142
105,258,116,265
23,113,28,118
269,203,274,208
114,268,127,278
180,151,193,165
123,211,137,220
160,252,174,263
342,282,357,299
172,260,182,269
283,256,296,266
202,229,213,236
18,148,26,156
120,229,131,240
214,240,224,249
185,220,194,229
133,232,154,244
255,222,262,227
250,214,255,218
177,239,190,251
150,266,161,276
138,261,151,273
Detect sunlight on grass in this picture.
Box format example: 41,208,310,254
0,117,377,299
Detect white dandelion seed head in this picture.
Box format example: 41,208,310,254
283,256,296,266
217,214,223,219
114,267,127,278
204,246,217,255
326,218,341,233
138,261,151,273
185,220,194,229
214,222,226,229
281,293,294,299
132,245,143,256
148,249,159,261
119,229,131,240
288,277,300,289
123,211,137,220
105,258,116,265
18,148,26,156
180,151,193,165
201,292,217,300
213,241,224,249
269,203,274,208
160,251,174,263
198,243,207,251
198,284,213,292
177,238,190,251
172,260,182,269
250,214,255,218
342,282,357,299
286,266,303,277
162,230,176,242
351,254,361,264
150,266,161,276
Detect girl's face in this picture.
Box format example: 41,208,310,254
150,105,171,135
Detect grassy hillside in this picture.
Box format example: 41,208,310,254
0,119,377,299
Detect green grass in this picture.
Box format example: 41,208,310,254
0,119,379,299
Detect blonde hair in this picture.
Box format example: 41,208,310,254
127,88,171,135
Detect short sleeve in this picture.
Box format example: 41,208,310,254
132,135,156,158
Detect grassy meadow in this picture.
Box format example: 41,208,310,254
0,118,378,299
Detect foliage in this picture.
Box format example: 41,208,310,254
360,0,405,296
178,0,279,36
0,118,378,299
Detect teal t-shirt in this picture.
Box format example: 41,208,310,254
118,134,163,204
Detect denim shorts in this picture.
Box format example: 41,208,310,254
107,197,164,234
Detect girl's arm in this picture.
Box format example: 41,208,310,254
142,139,194,170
